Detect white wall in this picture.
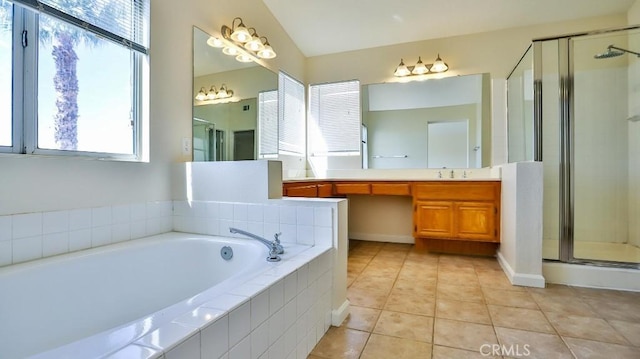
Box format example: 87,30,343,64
497,162,545,288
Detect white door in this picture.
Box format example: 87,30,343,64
427,120,469,168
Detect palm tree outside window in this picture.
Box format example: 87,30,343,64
0,0,149,159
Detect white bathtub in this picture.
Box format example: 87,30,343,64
0,232,315,359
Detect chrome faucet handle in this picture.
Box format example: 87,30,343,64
267,242,281,262
273,232,284,254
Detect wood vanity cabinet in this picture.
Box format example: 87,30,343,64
283,181,335,197
283,179,501,255
412,182,500,243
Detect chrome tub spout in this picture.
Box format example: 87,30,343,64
229,227,284,262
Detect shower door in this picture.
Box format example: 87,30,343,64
569,29,640,264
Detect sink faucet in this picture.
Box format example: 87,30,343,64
229,227,284,261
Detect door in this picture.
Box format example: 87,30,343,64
215,129,225,161
427,120,469,168
233,130,255,160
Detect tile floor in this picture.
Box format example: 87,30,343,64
308,240,640,359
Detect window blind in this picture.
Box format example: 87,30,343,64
278,71,305,155
12,0,149,53
258,90,278,157
308,80,360,155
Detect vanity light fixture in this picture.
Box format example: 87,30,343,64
195,84,234,101
393,54,449,77
206,17,277,63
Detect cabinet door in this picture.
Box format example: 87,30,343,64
415,201,455,238
454,202,497,241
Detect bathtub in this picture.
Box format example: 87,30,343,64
0,232,321,359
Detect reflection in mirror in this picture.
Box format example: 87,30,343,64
192,26,278,161
361,73,491,169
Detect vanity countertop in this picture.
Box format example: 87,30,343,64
283,167,502,182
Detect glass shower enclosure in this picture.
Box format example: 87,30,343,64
507,25,640,268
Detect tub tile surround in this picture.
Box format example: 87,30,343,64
173,199,334,247
102,247,335,359
0,201,173,267
3,194,345,358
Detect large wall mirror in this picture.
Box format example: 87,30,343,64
192,27,278,161
361,73,492,169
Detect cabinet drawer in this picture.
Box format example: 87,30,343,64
285,184,318,197
371,183,411,196
317,183,334,197
334,182,371,195
412,182,498,201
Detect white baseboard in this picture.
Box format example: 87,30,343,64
497,252,546,288
331,299,350,326
543,262,640,292
349,232,414,244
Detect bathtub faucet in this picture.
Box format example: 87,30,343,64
229,227,285,262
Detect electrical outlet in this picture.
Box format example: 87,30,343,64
182,138,191,156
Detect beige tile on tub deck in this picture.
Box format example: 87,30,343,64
309,326,369,359
360,334,432,359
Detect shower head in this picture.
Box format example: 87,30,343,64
594,44,640,59
594,46,624,59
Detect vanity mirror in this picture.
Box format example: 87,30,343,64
361,73,491,169
192,26,278,161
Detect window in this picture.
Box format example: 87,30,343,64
0,0,12,147
258,89,278,158
278,71,305,155
0,0,149,159
308,80,360,156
